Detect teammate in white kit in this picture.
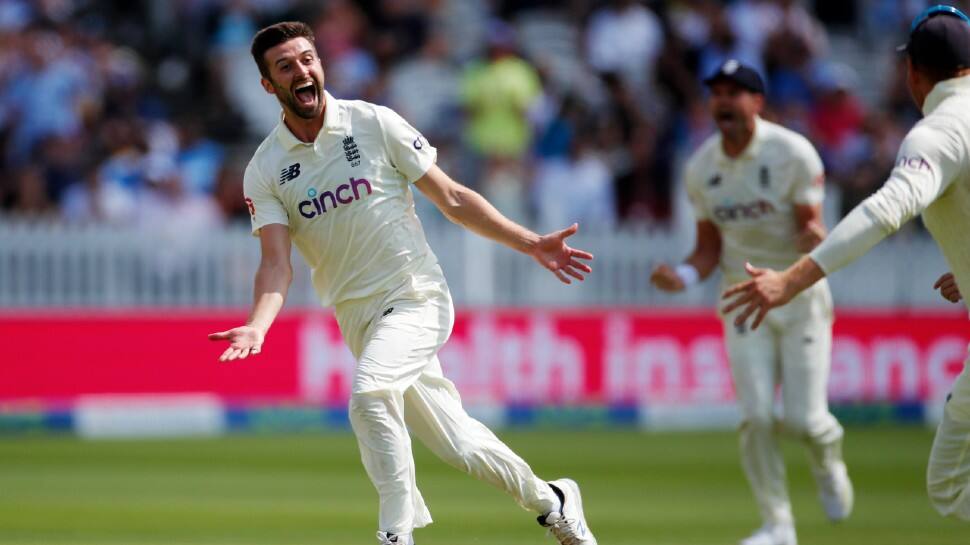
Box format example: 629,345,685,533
722,5,970,522
207,22,597,545
651,60,852,545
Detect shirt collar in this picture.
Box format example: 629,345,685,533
276,90,345,150
715,116,765,163
922,74,970,116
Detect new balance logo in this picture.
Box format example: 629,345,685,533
343,136,361,167
280,163,301,185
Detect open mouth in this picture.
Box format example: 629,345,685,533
715,111,737,123
293,80,316,106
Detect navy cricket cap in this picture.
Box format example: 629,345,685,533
703,59,766,94
898,5,970,72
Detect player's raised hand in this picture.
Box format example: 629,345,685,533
721,262,793,330
933,272,962,303
207,325,264,362
530,223,594,284
650,264,685,292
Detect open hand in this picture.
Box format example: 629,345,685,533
207,325,264,362
650,264,685,293
721,262,794,330
530,223,594,284
934,272,962,303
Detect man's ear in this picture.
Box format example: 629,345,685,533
260,77,275,95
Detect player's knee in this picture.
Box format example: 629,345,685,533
348,391,391,430
781,414,812,437
740,413,774,435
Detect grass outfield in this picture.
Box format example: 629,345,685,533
0,428,965,545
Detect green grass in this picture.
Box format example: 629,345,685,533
0,428,965,544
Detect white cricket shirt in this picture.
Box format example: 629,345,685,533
811,75,970,310
243,90,441,306
685,117,825,283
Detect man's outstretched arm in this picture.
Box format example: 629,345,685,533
721,121,964,329
415,165,593,284
208,223,293,361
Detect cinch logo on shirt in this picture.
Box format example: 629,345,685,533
714,199,776,222
298,177,373,219
897,156,932,172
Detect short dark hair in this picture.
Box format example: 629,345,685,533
909,56,964,84
905,14,970,84
251,21,316,79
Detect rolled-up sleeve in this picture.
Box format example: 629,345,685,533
375,105,438,183
789,138,825,205
684,159,710,221
243,161,289,236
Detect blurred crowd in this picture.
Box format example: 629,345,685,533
0,0,965,233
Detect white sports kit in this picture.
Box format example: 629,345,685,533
244,91,584,541
686,118,847,528
811,75,970,520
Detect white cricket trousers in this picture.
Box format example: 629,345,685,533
927,357,970,520
335,272,558,535
721,280,844,525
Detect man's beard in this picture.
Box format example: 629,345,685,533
275,76,323,119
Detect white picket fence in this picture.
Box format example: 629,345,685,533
0,219,953,309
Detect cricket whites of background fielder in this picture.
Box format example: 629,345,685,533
651,59,852,545
723,5,970,523
207,21,597,545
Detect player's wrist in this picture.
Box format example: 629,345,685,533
520,231,541,255
246,320,270,337
674,264,700,287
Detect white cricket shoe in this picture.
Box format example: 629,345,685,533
376,531,413,545
739,523,797,545
814,460,854,522
537,478,597,545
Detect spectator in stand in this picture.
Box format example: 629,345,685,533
212,161,249,226
833,111,904,217
137,156,222,234
725,0,781,64
4,28,96,165
695,8,764,82
585,0,664,93
314,0,379,100
386,28,461,142
460,20,541,222
460,20,541,161
809,62,865,177
369,0,431,65
61,160,137,226
532,125,616,234
7,164,55,217
175,115,225,195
